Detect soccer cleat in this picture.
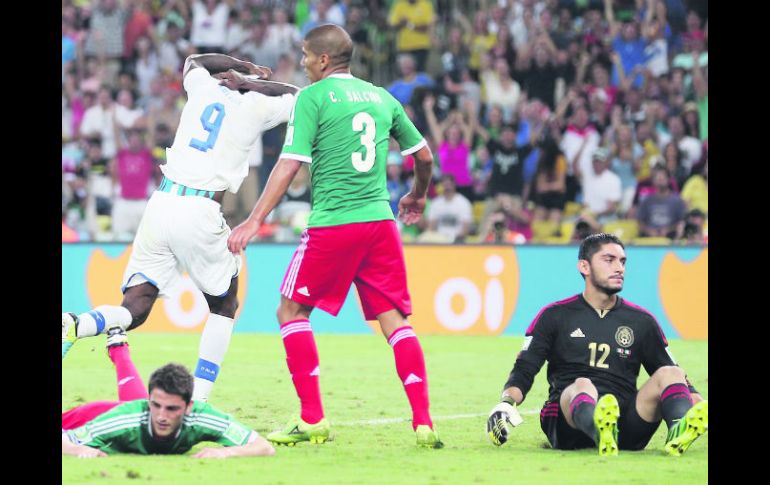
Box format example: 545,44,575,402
416,425,444,449
62,312,78,359
594,394,620,456
106,327,128,348
664,400,708,456
267,416,332,446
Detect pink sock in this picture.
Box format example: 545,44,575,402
388,326,432,430
108,344,148,401
280,320,324,424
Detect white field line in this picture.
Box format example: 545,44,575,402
335,409,539,427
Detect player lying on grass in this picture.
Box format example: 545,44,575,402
486,233,708,456
62,330,274,458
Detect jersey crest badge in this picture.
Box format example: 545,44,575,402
615,326,634,348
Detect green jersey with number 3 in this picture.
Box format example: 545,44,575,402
280,73,426,228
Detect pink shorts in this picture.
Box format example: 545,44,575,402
61,400,122,430
280,220,412,320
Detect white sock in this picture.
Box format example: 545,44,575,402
192,313,235,402
76,305,132,338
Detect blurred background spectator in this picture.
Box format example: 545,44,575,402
62,0,707,246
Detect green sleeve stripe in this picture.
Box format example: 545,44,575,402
186,412,231,426
185,418,229,431
91,420,149,438
186,416,228,429
400,138,426,156
89,414,147,433
280,152,312,163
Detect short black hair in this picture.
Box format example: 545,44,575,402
578,233,624,262
148,363,194,404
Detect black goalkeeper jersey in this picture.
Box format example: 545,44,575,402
504,293,695,403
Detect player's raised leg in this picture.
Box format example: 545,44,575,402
106,328,148,401
62,283,158,359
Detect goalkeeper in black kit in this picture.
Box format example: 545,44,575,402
486,233,708,456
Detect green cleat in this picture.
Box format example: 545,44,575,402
416,425,444,449
664,400,708,456
594,394,620,456
62,313,78,359
267,416,332,446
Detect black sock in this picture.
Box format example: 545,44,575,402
660,383,693,429
570,393,597,442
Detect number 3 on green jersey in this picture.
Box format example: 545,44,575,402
352,112,376,172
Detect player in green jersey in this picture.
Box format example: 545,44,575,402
62,333,275,458
228,24,442,448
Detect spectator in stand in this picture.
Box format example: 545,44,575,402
604,0,652,90
634,119,661,182
660,114,701,172
147,88,182,142
84,0,128,85
264,7,302,61
81,86,120,159
190,0,230,54
157,22,193,75
578,147,622,226
388,54,434,107
481,209,527,245
480,55,522,123
441,25,470,76
636,165,686,239
661,141,688,191
484,122,541,223
559,103,601,202
427,174,473,243
111,127,154,241
388,0,436,73
123,0,155,67
240,23,278,72
606,122,641,215
680,158,707,215
133,36,160,101
423,96,475,202
301,0,336,36
531,137,567,225
516,33,563,111
678,208,706,245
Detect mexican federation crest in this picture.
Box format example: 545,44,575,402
615,326,634,348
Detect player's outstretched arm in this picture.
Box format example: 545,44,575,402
193,433,275,459
62,435,107,458
228,158,302,253
183,54,272,79
217,69,299,96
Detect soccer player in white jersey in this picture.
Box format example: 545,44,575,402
63,53,299,403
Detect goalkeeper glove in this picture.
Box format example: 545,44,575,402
486,398,523,446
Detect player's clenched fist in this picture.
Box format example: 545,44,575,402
486,401,523,446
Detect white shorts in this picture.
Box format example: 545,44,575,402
122,191,241,298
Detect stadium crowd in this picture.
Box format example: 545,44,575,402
62,0,708,245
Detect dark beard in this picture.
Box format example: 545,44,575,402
591,274,622,296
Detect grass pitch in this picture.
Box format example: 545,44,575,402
62,334,708,484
